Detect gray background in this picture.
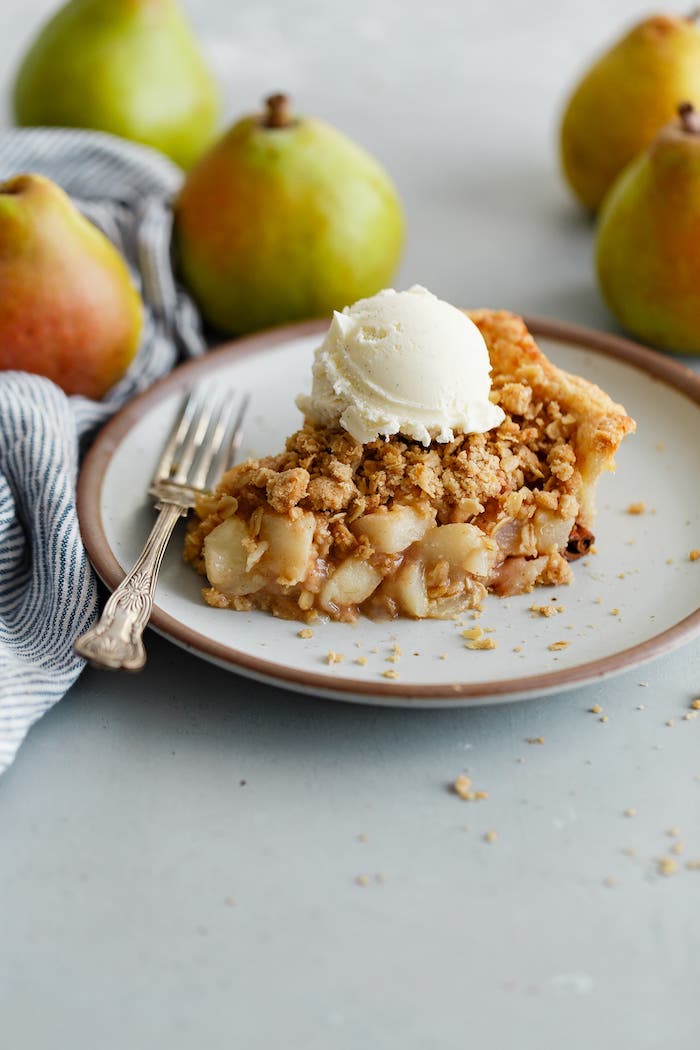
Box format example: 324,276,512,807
1,2,700,1048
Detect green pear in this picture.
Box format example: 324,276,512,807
595,103,700,353
560,12,700,212
0,173,143,397
13,0,219,170
173,94,405,335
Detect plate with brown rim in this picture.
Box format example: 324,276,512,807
77,317,700,707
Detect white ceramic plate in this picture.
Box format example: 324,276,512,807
78,318,700,707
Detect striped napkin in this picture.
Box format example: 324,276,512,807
0,128,206,774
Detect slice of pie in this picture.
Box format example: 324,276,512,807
184,304,635,623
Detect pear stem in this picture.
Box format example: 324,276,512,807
678,101,700,134
263,93,294,129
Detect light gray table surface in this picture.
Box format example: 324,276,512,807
1,2,699,1048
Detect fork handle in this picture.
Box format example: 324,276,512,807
74,502,186,671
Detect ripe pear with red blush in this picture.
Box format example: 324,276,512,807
0,173,143,398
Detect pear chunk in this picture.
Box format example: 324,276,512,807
350,504,434,554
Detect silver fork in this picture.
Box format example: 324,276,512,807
74,383,249,671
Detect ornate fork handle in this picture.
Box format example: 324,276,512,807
74,502,186,670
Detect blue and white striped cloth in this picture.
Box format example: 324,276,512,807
0,129,207,774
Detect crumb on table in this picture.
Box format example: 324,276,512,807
451,774,488,802
452,774,473,799
657,857,679,877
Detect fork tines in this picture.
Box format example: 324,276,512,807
155,381,249,494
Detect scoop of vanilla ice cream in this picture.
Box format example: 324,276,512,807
296,285,505,445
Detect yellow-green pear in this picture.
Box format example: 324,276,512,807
173,94,405,335
560,12,700,212
0,173,143,397
595,103,700,353
13,0,219,170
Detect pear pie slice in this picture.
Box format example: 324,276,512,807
184,309,635,623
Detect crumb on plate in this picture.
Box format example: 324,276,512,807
466,637,497,651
